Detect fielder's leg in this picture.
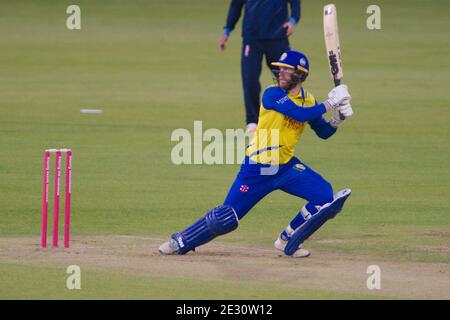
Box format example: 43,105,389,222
263,38,290,76
242,39,263,126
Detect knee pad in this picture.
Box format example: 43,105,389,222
205,205,239,235
172,205,239,254
285,188,351,256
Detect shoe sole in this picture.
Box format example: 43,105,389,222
293,249,311,258
275,241,310,258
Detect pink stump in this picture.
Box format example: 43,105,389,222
41,151,50,248
64,150,72,248
53,151,62,247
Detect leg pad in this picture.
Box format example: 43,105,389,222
284,189,351,256
172,205,239,254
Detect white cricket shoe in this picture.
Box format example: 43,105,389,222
274,235,310,258
245,122,258,134
159,239,179,255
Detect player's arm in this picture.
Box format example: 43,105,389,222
262,86,351,122
262,87,327,122
284,0,301,36
289,0,301,24
223,0,244,36
220,0,244,50
309,93,354,138
309,98,353,139
308,116,336,139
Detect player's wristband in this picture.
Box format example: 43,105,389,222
223,28,231,37
288,17,297,25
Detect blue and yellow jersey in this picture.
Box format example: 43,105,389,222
245,85,330,165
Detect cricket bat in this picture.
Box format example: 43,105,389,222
324,3,346,119
323,4,343,87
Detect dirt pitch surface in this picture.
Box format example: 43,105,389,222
1,236,449,299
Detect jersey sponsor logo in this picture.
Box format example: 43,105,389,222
276,95,289,105
239,184,249,193
283,115,303,130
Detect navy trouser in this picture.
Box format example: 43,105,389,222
224,157,334,220
241,38,290,124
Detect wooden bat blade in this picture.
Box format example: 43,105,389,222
324,3,343,86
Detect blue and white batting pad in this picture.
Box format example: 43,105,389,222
284,188,351,256
172,204,239,255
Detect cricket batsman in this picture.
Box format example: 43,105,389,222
160,50,354,258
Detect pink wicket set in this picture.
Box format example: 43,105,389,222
41,149,72,248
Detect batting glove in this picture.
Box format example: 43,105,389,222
339,101,354,118
325,84,351,109
330,101,353,128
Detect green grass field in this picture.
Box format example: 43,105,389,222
0,0,449,299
